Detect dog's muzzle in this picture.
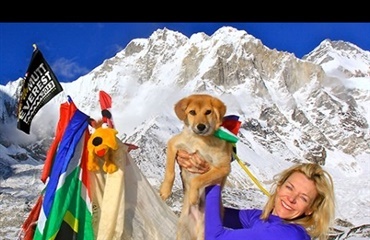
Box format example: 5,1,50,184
92,136,103,146
193,124,211,135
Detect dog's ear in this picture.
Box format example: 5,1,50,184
211,97,227,123
174,97,190,120
89,118,97,128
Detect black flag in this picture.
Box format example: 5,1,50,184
17,45,63,134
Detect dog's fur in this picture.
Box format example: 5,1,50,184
87,120,119,174
159,94,233,240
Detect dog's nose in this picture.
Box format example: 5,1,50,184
92,137,103,146
197,124,206,132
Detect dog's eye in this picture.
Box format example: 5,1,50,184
189,110,196,115
205,110,212,115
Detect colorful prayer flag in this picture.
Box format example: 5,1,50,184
33,100,94,240
214,115,241,143
21,92,178,240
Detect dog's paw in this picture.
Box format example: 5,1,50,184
87,162,100,172
103,162,118,174
159,184,171,201
159,192,170,201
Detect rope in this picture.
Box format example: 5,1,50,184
232,149,270,196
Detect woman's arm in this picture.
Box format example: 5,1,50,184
205,185,225,239
205,185,307,240
206,185,246,240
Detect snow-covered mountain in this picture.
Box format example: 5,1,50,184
0,26,369,239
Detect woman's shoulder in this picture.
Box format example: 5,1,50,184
238,208,263,219
247,208,263,216
280,223,311,240
238,209,310,239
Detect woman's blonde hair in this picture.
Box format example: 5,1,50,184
261,163,335,240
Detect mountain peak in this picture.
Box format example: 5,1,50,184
304,39,370,79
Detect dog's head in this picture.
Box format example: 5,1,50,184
174,94,226,136
88,120,119,158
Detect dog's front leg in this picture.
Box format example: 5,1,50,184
103,151,118,174
159,139,177,200
188,165,230,205
87,152,100,171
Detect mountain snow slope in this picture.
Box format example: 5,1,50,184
0,26,369,239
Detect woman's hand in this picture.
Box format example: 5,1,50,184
176,150,210,174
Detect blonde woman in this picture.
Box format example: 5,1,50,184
177,150,335,240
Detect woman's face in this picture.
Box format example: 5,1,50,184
272,171,318,220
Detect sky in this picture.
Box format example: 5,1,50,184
1,22,370,86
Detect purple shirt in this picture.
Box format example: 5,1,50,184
205,185,311,240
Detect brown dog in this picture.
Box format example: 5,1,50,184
87,120,119,174
159,94,233,240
